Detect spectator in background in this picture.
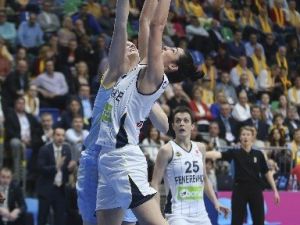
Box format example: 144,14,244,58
4,97,41,183
244,105,269,141
71,2,102,36
260,92,274,126
284,105,300,140
210,91,228,119
275,46,288,72
274,94,289,118
37,127,74,225
2,60,29,108
32,59,69,109
32,45,55,78
219,0,237,29
86,0,102,20
24,84,40,117
0,167,26,225
263,33,278,66
57,16,76,48
257,6,273,35
232,90,251,123
251,45,267,77
37,1,60,35
273,67,291,99
65,115,88,161
286,0,300,29
204,121,227,151
235,73,257,104
208,19,225,52
75,61,89,87
227,30,246,60
0,39,12,81
78,84,93,124
286,37,300,72
17,12,44,54
216,71,237,105
167,83,190,112
202,55,217,90
57,98,83,130
288,76,300,109
289,129,300,168
0,10,16,47
98,5,114,36
230,56,256,90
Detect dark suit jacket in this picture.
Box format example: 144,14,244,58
36,143,71,198
0,182,27,225
244,118,269,141
215,116,239,142
284,118,300,139
4,109,42,147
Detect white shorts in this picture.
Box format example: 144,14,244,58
76,150,137,224
96,144,157,210
165,214,212,225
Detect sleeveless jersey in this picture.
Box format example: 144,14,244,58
83,85,112,153
96,64,169,149
164,141,206,216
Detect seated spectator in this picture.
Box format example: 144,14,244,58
270,113,290,140
4,97,41,183
232,90,251,123
235,73,257,104
227,30,246,60
289,129,300,167
263,33,278,66
286,37,300,72
72,2,102,36
288,76,300,109
2,60,29,108
0,167,26,225
250,45,267,76
57,98,84,130
244,105,269,141
216,71,237,105
238,6,258,32
275,46,288,72
57,16,76,48
65,116,88,161
201,55,217,90
78,84,93,124
186,0,207,18
267,127,286,160
37,1,60,35
204,121,227,151
257,6,273,35
98,5,114,36
17,12,44,54
284,105,300,139
257,68,274,94
167,84,190,113
208,19,225,52
201,78,215,107
189,86,213,132
32,45,55,77
75,61,89,87
0,10,17,47
86,0,102,20
214,44,234,72
32,59,69,109
286,0,300,28
219,0,237,30
24,84,40,117
273,94,289,117
273,66,291,99
210,91,228,119
260,92,274,125
269,0,288,32
230,56,257,90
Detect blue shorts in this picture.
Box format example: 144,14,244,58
76,150,137,224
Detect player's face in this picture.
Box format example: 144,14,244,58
173,112,194,138
126,41,139,64
240,130,253,146
162,46,185,72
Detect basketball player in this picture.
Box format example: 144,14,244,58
76,0,169,224
95,0,202,224
151,106,229,225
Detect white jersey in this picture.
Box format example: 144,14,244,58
96,64,169,149
164,141,207,217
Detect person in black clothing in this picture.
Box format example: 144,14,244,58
207,126,280,225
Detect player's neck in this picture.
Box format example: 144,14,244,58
174,137,192,150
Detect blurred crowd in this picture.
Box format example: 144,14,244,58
0,0,299,224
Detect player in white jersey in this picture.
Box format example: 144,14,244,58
151,106,230,225
76,0,169,225
95,0,203,225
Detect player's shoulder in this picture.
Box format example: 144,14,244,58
194,141,207,155
158,142,173,160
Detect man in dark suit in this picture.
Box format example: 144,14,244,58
215,102,239,143
36,127,75,225
0,167,26,225
244,105,269,141
4,97,42,183
2,60,29,109
284,106,300,140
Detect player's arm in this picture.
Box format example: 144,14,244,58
138,0,172,94
265,167,280,205
149,102,169,134
151,143,173,204
138,0,158,63
198,143,230,217
101,0,130,88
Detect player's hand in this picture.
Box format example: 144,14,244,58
215,202,230,218
274,190,280,205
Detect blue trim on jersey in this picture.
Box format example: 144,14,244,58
164,190,173,214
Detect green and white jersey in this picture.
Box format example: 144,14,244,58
164,140,206,216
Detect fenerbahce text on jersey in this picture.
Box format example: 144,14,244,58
96,65,169,149
164,141,208,217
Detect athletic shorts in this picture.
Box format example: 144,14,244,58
96,144,157,210
76,150,137,224
165,214,212,225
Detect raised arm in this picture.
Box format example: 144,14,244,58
102,0,130,87
138,0,158,62
139,0,172,94
149,102,169,134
